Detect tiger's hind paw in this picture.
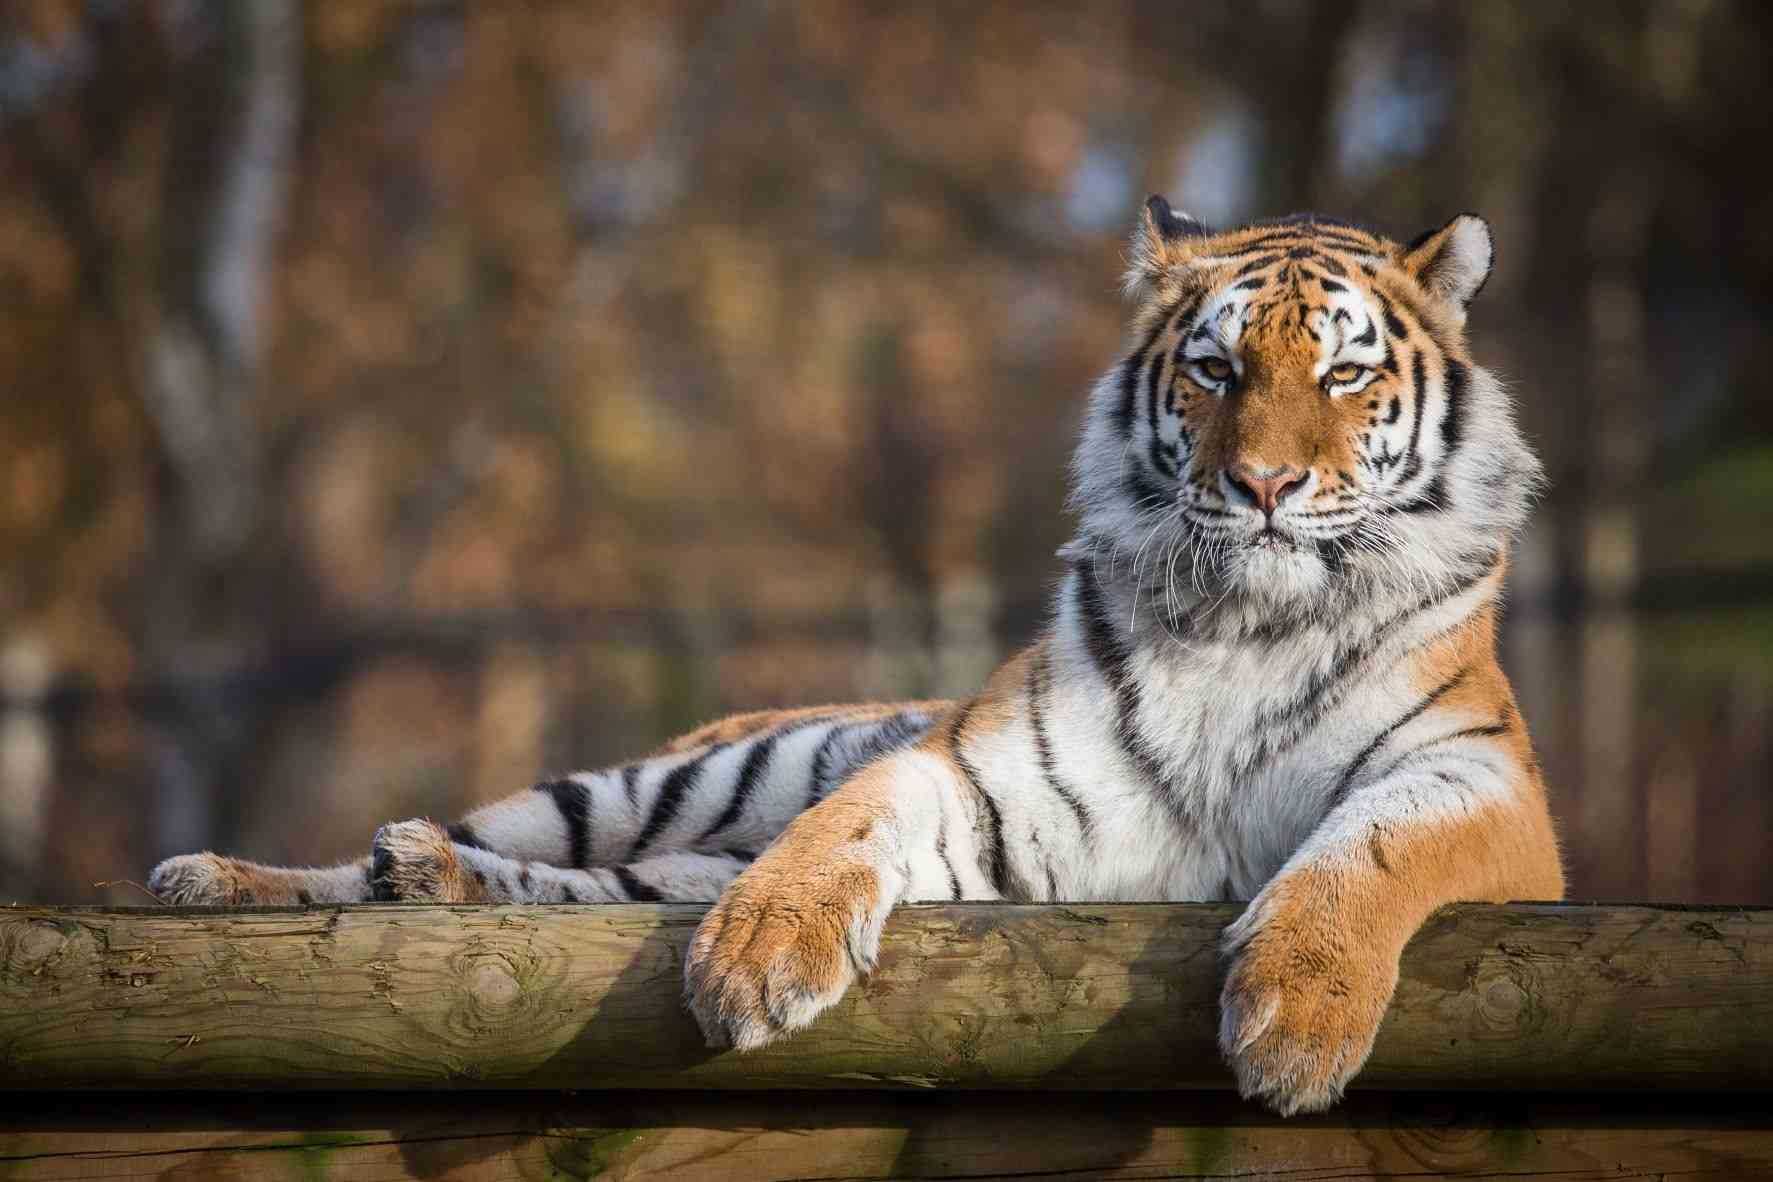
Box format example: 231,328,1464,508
148,853,257,905
370,818,480,903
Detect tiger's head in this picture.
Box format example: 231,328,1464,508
1071,197,1541,617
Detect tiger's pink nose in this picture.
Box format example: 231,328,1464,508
1228,464,1308,516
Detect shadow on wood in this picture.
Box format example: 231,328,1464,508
3,1089,1772,1180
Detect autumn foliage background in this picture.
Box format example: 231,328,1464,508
2,1,1770,904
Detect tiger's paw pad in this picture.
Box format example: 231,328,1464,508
370,818,474,903
682,879,879,1052
148,853,253,906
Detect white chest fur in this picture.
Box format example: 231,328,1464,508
1035,566,1492,902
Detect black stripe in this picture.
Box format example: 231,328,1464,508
1234,253,1281,277
1236,228,1377,253
614,865,664,902
631,744,727,860
536,778,592,868
807,723,858,807
561,884,581,903
1124,456,1175,514
697,731,781,843
445,821,488,850
1114,312,1175,440
841,710,935,780
947,702,1017,899
935,811,961,900
1026,647,1095,844
518,865,533,893
1072,567,1191,834
1232,553,1501,784
1400,474,1449,514
1433,718,1511,743
723,847,757,864
1440,357,1468,458
1391,716,1514,772
1385,287,1452,356
1393,350,1429,489
1375,291,1408,341
1146,297,1204,483
1328,666,1473,810
1145,349,1176,478
621,765,640,809
297,889,313,905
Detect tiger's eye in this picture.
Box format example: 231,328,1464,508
1328,363,1365,385
1197,357,1233,382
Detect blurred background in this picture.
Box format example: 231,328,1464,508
1,0,1769,905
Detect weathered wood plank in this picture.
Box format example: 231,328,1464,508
1,902,1769,1091
3,1090,1772,1181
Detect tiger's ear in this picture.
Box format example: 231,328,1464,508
1402,214,1493,309
1125,194,1208,298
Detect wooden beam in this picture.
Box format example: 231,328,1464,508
2,902,1770,1092
4,1089,1771,1181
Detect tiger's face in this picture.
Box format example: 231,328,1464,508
1073,198,1538,612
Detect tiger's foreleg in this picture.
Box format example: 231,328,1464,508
1217,757,1563,1115
682,744,996,1050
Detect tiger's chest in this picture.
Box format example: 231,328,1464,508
1103,622,1421,900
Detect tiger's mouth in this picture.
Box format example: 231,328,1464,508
1250,526,1299,551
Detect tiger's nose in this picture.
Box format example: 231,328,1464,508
1227,463,1308,516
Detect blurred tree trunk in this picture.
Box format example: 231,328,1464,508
1247,0,1356,208
1453,7,1566,824
1578,163,1653,900
138,0,300,858
1515,10,1660,899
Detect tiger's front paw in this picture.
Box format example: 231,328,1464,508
683,849,889,1052
1218,896,1399,1116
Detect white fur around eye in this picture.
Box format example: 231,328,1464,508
1185,354,1237,392
1325,367,1379,397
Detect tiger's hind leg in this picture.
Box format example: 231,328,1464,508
147,853,372,906
370,816,751,904
146,702,939,905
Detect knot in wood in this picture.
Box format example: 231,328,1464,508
465,958,522,1009
1470,945,1546,1040
8,921,69,975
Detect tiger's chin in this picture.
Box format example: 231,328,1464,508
1222,531,1332,605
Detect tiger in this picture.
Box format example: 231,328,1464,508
148,196,1565,1115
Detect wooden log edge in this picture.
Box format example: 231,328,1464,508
2,901,1769,1092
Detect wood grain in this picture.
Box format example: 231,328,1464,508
1,902,1770,1092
